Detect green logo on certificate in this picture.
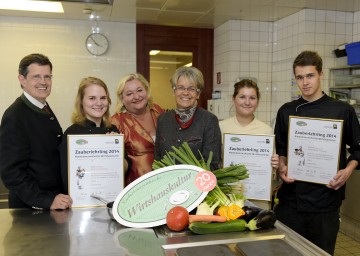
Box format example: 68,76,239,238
296,121,307,126
230,137,241,142
75,139,88,145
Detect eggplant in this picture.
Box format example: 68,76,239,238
241,206,262,222
245,209,276,231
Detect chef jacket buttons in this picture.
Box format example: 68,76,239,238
50,117,55,120
177,139,181,142
179,127,182,130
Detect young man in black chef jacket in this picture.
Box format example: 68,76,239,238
0,53,72,210
274,50,360,255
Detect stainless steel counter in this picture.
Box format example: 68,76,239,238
0,207,330,256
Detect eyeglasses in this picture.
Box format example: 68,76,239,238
173,86,200,93
29,74,53,82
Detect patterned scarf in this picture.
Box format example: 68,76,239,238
175,102,197,124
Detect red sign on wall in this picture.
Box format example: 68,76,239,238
216,72,221,84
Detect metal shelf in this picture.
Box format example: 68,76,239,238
330,65,360,70
329,66,360,92
330,85,360,89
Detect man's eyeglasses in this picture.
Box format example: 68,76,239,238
173,86,200,93
29,75,53,82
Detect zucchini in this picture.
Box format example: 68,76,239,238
189,219,247,234
245,209,276,231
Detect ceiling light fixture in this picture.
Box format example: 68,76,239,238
184,62,192,67
0,0,64,13
149,50,160,55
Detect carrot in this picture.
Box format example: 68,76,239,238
189,214,227,223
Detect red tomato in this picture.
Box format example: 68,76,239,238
166,206,189,231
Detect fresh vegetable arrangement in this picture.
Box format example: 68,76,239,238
152,142,249,192
152,142,248,205
166,205,276,234
156,142,277,234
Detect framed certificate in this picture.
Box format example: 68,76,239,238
67,134,125,207
223,133,274,201
287,116,343,184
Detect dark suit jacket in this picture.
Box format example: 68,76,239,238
0,94,63,209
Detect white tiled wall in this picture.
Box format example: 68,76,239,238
271,9,353,121
0,16,136,129
353,11,360,41
214,9,354,125
214,20,273,123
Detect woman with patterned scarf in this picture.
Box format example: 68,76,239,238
154,66,222,170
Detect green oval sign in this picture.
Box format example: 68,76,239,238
112,165,207,228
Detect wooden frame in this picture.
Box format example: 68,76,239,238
136,24,214,108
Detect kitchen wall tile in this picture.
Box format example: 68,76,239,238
336,23,346,35
250,42,261,52
346,12,354,24
259,31,269,42
316,10,326,22
240,30,250,41
326,10,337,22
305,9,316,21
326,22,336,34
259,22,270,32
230,32,241,41
250,21,260,31
240,52,250,62
336,12,347,23
230,41,241,51
306,21,316,32
229,20,240,31
346,23,353,36
315,33,326,45
250,31,260,41
240,20,251,31
315,22,326,33
240,41,251,51
240,62,250,72
325,33,336,46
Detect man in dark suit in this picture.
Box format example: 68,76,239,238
0,53,72,209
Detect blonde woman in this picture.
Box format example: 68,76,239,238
111,73,164,186
60,77,128,193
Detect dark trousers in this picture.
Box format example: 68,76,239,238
275,203,339,255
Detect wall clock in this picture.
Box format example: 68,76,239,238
85,33,109,56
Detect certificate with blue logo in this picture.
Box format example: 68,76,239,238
67,134,124,207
